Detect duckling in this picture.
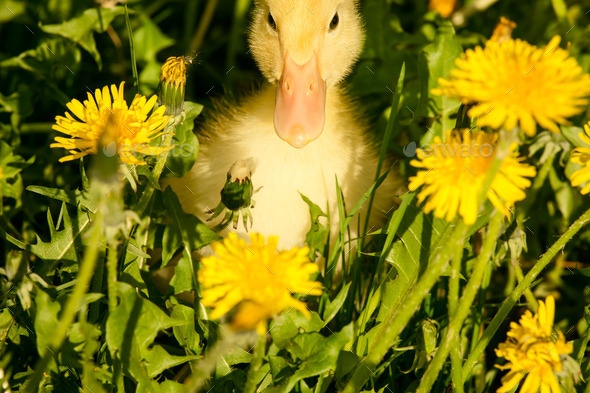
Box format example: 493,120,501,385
168,0,403,251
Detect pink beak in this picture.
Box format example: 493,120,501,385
274,54,327,148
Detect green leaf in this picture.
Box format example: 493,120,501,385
0,141,30,200
268,324,353,393
301,194,328,260
163,187,221,252
0,39,82,82
106,282,197,379
27,185,98,212
2,203,90,265
269,355,294,384
164,101,203,179
561,126,587,149
322,282,351,326
34,290,61,358
421,20,462,142
167,298,203,356
270,311,324,349
216,346,253,377
168,250,195,294
385,203,451,289
40,6,126,67
0,0,26,23
133,13,174,64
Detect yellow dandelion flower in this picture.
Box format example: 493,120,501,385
51,82,172,165
199,232,322,334
433,36,590,136
409,130,536,225
428,0,456,18
569,121,590,194
495,296,573,393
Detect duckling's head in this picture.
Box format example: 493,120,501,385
249,0,364,148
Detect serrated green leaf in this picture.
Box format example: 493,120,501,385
301,194,328,260
270,311,324,349
27,185,98,212
268,324,353,393
3,203,91,264
106,282,196,379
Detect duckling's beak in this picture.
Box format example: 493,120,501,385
274,53,327,148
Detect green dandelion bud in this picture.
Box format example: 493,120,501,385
159,56,187,117
208,160,258,232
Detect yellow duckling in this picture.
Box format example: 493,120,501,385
169,0,402,250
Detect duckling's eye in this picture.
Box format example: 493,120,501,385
268,12,277,31
329,13,339,31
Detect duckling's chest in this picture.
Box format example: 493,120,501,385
238,133,347,250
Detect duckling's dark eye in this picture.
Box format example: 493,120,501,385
329,13,339,31
268,12,277,31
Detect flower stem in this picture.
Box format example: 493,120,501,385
137,125,175,215
342,220,468,393
23,212,104,393
513,261,537,312
448,235,463,393
106,239,118,313
462,206,590,381
244,333,266,393
416,213,503,393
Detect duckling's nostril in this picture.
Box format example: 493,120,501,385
284,80,291,94
308,82,315,93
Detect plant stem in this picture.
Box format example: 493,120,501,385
23,212,104,393
416,213,503,393
468,256,493,354
137,125,175,215
342,221,468,393
244,333,266,393
513,261,537,312
448,235,463,393
462,206,590,380
106,239,118,313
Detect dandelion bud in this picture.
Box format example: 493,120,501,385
221,160,254,211
489,17,516,43
159,56,187,116
208,160,257,231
